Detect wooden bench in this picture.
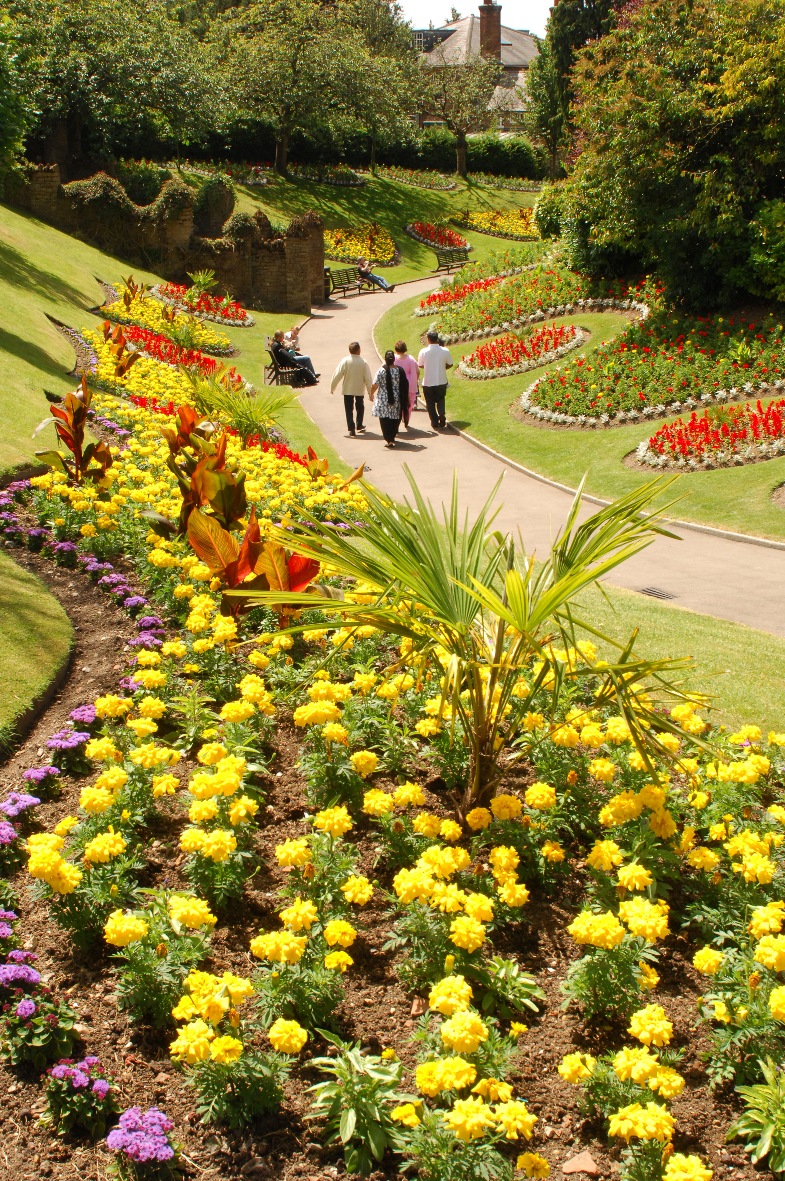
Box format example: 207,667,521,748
264,341,300,387
434,247,470,273
327,266,382,297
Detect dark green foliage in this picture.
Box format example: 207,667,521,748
116,159,172,204
193,174,235,235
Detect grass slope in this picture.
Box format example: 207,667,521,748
0,550,73,751
375,292,785,541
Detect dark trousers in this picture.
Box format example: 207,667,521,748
379,415,401,443
423,384,447,428
344,395,365,433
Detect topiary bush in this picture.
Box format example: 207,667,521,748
467,134,542,179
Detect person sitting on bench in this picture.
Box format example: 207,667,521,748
271,331,319,385
357,258,395,293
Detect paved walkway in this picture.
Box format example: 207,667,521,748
297,280,785,639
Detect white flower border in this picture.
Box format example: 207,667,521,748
404,223,471,251
457,326,586,380
437,296,649,346
151,285,255,328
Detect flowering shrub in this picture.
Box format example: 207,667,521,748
638,398,785,469
106,1107,179,1178
43,1056,117,1137
324,223,396,265
406,221,469,250
154,283,253,325
458,323,582,379
459,209,538,241
0,953,78,1068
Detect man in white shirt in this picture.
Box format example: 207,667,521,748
330,342,373,437
417,330,453,430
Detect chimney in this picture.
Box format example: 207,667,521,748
479,0,502,60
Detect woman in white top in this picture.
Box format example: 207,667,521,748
371,350,409,448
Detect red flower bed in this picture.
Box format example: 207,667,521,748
419,276,503,312
409,221,468,249
158,282,251,321
463,323,578,371
124,326,243,385
646,398,785,461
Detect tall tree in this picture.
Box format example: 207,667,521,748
548,0,617,116
0,17,29,179
421,55,502,177
525,37,565,179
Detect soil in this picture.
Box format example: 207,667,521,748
772,484,785,510
0,546,760,1181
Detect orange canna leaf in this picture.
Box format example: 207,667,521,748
186,510,240,575
287,553,320,594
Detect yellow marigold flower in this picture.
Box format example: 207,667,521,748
219,699,256,724
551,724,580,748
692,947,723,975
474,1077,513,1102
340,875,374,905
197,742,228,766
466,807,492,830
94,766,128,794
440,1011,488,1054
268,1018,307,1053
489,845,520,878
686,846,720,872
228,795,259,826
587,839,624,873
152,773,179,798
628,1004,673,1048
525,783,556,810
94,694,132,718
749,902,785,938
250,930,307,964
619,897,670,942
608,1101,674,1143
394,781,425,807
168,896,216,929
648,1066,685,1099
755,934,785,971
491,794,523,820
463,892,494,922
663,1155,713,1181
588,758,616,783
276,838,312,868
104,909,149,947
210,1035,243,1063
280,897,319,932
449,915,486,953
429,974,473,1016
613,1046,659,1083
351,750,379,779
444,1096,495,1142
649,810,677,839
617,862,653,891
413,812,441,838
323,919,357,948
517,1152,551,1178
313,805,353,837
200,830,237,862
769,985,785,1021
558,1052,596,1083
362,788,393,816
391,1103,420,1127
494,1099,538,1141
599,790,644,827
54,815,79,837
689,790,710,810
126,717,158,739
541,841,565,862
322,722,349,745
324,951,353,972
638,962,660,991
440,819,462,843
85,737,122,762
567,910,625,949
83,829,127,864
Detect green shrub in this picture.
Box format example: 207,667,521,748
534,182,566,237
116,160,172,205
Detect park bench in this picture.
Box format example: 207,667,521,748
433,247,470,273
327,266,377,297
264,339,300,386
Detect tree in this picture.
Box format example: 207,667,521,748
217,0,356,175
567,0,785,306
421,54,502,176
0,19,29,180
548,0,617,116
524,37,565,179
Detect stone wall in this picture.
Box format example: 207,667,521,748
7,164,325,315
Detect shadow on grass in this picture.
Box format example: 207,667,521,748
0,232,90,308
0,322,71,382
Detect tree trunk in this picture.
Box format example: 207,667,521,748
370,132,377,173
455,131,468,179
275,132,289,176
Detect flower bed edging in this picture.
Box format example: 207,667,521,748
458,327,587,380
404,223,471,251
151,285,255,328
437,296,648,346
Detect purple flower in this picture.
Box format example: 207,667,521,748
136,616,164,632
0,792,40,818
50,1062,71,1080
0,821,17,845
15,999,36,1019
71,1069,90,1089
106,1106,175,1163
127,633,162,650
123,596,148,611
99,573,128,588
92,1078,111,1098
46,729,90,752
6,949,36,963
0,924,13,940
81,1055,100,1067
0,963,41,989
70,704,97,726
22,765,60,786
0,911,17,922
118,676,142,693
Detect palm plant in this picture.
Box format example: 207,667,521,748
183,371,294,445
228,470,698,809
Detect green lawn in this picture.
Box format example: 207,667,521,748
184,169,539,284
0,550,73,752
375,292,785,541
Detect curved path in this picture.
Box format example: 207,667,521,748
297,279,785,638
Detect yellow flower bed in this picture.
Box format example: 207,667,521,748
324,223,396,266
463,209,538,241
87,330,197,404
101,295,233,355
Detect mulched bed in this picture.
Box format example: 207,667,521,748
0,544,760,1181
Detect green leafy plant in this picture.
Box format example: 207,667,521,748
728,1057,785,1172
34,376,114,487
562,935,659,1023
0,991,78,1069
308,1032,413,1175
188,1050,291,1128
401,1109,513,1181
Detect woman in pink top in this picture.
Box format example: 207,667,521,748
394,341,419,428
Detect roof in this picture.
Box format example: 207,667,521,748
422,14,539,69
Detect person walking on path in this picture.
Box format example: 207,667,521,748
394,340,419,428
371,349,408,448
330,341,373,437
417,330,453,430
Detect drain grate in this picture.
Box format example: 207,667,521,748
639,586,676,600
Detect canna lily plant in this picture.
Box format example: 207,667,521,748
229,471,700,810
34,376,114,487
